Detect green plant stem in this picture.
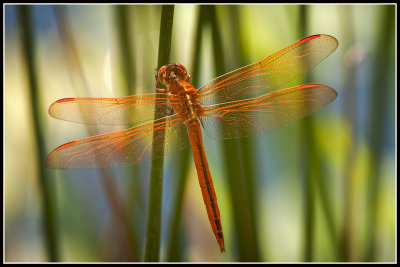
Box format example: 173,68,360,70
364,5,395,262
298,5,314,262
54,6,138,261
298,5,338,261
300,117,316,262
228,5,260,260
18,5,59,261
208,5,259,260
338,5,357,262
114,5,136,95
144,5,175,262
113,5,141,260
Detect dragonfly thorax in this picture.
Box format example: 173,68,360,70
167,78,204,122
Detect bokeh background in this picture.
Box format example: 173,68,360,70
4,4,396,262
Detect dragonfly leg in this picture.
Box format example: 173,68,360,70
154,101,175,116
156,88,167,93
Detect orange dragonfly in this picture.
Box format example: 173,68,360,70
45,34,338,252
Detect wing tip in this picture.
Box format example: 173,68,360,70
299,34,339,52
48,98,73,118
301,83,338,101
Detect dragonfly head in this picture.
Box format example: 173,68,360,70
157,63,189,87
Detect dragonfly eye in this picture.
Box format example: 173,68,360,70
172,63,188,81
157,65,168,86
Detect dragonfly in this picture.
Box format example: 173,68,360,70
45,34,338,252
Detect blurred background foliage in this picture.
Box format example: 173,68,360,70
4,4,395,262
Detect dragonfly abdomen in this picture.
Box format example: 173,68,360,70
187,119,225,252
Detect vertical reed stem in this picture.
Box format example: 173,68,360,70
18,5,59,261
144,5,175,262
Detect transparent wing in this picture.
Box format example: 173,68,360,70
197,34,338,105
201,84,337,139
45,114,188,169
49,93,179,125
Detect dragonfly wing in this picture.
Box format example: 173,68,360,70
45,114,188,169
201,84,337,139
197,34,338,105
49,93,178,125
